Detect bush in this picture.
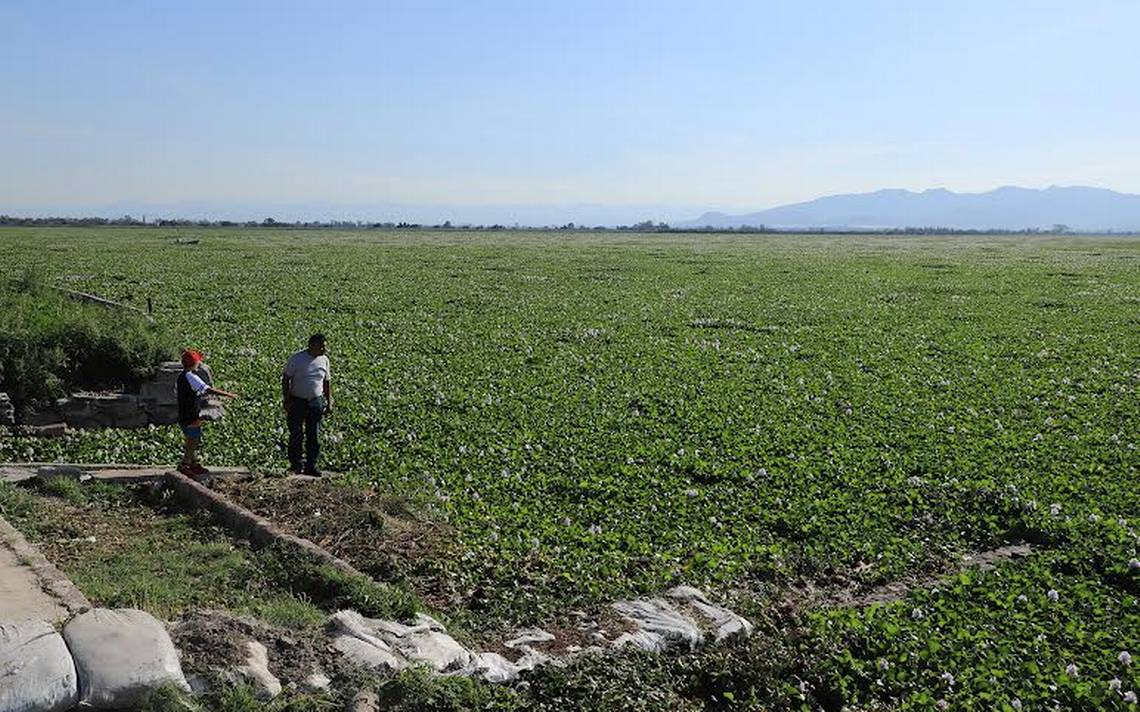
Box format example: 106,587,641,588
0,274,176,417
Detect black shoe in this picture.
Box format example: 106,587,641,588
289,463,303,475
303,467,322,477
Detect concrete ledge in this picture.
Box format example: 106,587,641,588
0,514,91,617
0,463,248,485
162,472,370,582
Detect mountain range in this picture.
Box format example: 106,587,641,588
682,186,1140,231
6,186,1140,231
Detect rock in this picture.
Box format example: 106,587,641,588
58,394,149,430
347,689,379,712
147,404,180,426
303,671,331,692
0,393,13,426
611,598,704,652
138,364,180,409
235,640,281,700
665,586,754,641
36,465,87,483
20,423,69,438
185,673,212,696
22,408,65,426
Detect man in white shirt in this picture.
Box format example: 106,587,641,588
282,333,333,475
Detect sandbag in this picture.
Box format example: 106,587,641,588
63,608,189,709
0,619,78,712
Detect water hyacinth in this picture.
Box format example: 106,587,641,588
1123,690,1137,704
1047,589,1060,602
5,223,1140,709
1121,651,1133,666
1065,663,1078,677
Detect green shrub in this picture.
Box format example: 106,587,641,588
40,476,85,503
0,274,176,416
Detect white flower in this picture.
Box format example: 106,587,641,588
684,488,698,497
1047,589,1059,602
1050,503,1062,516
911,607,925,620
1016,594,1028,604
1065,663,1078,677
1121,651,1133,666
1089,513,1100,523
940,671,955,686
1124,690,1137,704
1011,699,1022,711
1110,678,1122,691
936,700,949,711
1129,558,1140,571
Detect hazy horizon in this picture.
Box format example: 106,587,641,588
4,1,1140,219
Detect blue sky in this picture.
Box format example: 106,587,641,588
2,1,1139,218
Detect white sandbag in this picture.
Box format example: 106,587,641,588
63,608,189,709
0,620,78,712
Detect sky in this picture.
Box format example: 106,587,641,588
2,1,1140,221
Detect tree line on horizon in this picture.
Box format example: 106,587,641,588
0,214,1122,235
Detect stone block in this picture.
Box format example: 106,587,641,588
113,409,150,429
20,423,69,437
24,407,64,426
36,465,86,483
147,403,179,426
0,393,13,427
59,393,148,430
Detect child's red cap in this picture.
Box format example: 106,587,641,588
181,350,202,369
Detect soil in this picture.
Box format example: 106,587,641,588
211,476,458,606
778,542,1036,614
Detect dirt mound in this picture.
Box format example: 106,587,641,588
172,609,342,687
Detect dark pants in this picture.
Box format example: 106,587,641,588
287,396,324,472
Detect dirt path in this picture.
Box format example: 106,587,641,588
0,516,89,624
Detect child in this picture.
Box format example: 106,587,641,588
177,349,238,476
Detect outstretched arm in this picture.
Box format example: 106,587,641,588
207,386,238,400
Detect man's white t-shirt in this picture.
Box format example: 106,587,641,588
284,351,331,400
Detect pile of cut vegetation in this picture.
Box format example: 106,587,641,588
0,272,176,420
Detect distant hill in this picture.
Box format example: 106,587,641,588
681,186,1140,231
